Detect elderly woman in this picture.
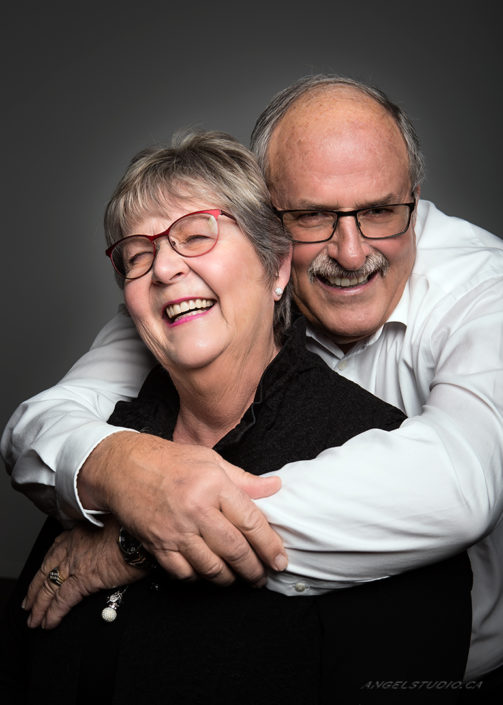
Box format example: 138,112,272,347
2,132,471,704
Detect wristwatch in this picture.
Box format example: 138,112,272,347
117,527,157,570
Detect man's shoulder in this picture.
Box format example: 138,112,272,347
412,201,503,294
390,201,503,345
415,201,503,271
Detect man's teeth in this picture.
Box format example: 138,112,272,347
322,272,372,287
165,298,214,320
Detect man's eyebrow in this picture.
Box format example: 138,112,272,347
289,201,333,210
291,194,399,211
352,194,399,209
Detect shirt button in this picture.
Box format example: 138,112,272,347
294,581,307,593
338,360,347,371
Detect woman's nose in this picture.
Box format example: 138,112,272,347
151,238,189,283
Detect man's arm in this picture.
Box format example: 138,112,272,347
3,283,502,590
75,278,502,593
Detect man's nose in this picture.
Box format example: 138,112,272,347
326,215,369,270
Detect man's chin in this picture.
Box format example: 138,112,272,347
304,309,382,350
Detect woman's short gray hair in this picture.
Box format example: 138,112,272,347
105,130,291,341
250,74,425,192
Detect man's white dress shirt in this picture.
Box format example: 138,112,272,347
2,201,503,680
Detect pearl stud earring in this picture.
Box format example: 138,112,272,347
274,287,283,297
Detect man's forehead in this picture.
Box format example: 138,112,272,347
266,88,410,205
268,87,405,166
275,87,389,132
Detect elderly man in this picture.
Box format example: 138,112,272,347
3,76,503,688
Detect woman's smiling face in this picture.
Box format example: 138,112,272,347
123,198,283,374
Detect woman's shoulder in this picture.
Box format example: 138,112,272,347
266,316,406,432
108,366,179,437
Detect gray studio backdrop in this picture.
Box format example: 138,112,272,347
2,1,502,578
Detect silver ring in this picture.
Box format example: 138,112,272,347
48,568,65,587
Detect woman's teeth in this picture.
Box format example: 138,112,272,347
165,298,214,321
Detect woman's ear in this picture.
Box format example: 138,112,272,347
274,245,292,300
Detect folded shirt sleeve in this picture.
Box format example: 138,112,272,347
1,306,154,523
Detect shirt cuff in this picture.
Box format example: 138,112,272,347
54,422,138,525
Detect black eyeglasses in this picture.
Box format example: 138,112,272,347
275,201,416,243
106,209,235,280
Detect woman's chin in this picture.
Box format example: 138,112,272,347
159,340,229,374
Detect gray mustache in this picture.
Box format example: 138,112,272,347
308,251,390,282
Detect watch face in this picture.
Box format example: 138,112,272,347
119,529,141,556
118,528,155,569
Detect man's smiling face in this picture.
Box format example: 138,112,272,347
267,86,417,350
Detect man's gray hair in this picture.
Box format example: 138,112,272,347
250,74,425,192
105,131,291,341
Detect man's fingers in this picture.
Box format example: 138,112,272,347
219,486,288,573
196,509,265,585
178,532,238,586
155,542,236,586
81,438,286,586
222,461,282,500
153,548,198,582
148,464,287,583
220,463,288,569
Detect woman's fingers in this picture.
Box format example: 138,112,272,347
23,536,71,623
26,570,66,628
24,518,145,629
40,574,91,629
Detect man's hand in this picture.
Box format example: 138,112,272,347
23,517,143,629
77,432,287,586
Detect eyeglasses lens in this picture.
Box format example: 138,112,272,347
284,204,411,241
357,205,411,238
112,212,219,279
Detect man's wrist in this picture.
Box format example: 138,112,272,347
76,431,139,513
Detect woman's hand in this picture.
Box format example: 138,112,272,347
22,517,145,629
